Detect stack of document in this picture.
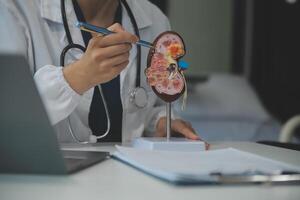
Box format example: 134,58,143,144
113,146,300,184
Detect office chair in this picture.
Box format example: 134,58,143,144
257,116,300,151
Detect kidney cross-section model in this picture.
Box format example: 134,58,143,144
145,31,187,103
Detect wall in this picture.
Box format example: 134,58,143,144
167,0,233,75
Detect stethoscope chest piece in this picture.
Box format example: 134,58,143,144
128,87,148,112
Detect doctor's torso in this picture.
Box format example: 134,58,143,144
0,0,170,143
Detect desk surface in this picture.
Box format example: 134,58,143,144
1,142,300,200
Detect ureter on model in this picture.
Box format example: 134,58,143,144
181,73,188,111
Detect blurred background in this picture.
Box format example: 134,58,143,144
150,0,300,143
1,0,299,144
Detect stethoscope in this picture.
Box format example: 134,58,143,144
60,0,148,143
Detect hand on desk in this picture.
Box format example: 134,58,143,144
155,117,200,140
155,117,210,149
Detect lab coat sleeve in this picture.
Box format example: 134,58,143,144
143,11,181,136
0,2,82,125
34,66,82,125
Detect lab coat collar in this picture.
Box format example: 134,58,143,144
40,0,152,29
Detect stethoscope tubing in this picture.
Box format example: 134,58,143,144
60,0,145,143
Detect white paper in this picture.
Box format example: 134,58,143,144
113,146,300,183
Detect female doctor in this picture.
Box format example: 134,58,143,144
0,0,200,143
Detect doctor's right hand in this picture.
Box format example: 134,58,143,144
63,23,139,95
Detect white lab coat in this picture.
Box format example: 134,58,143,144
0,0,175,143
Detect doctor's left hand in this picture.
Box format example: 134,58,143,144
155,117,200,140
155,117,210,150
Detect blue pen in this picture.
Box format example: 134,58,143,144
75,21,153,48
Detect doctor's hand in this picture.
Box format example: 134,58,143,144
155,117,200,140
63,23,139,94
155,117,209,149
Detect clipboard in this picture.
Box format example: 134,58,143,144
112,146,300,185
213,173,300,185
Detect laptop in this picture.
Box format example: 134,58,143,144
0,55,109,174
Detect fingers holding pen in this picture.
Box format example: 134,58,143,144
89,50,130,84
94,58,129,84
107,23,125,32
64,23,138,94
87,23,138,48
100,43,132,58
98,32,138,47
87,23,138,50
98,23,139,47
88,23,134,70
87,42,132,69
109,60,130,77
101,52,130,69
86,23,136,60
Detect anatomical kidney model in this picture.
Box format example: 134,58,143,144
145,31,187,106
145,31,188,139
